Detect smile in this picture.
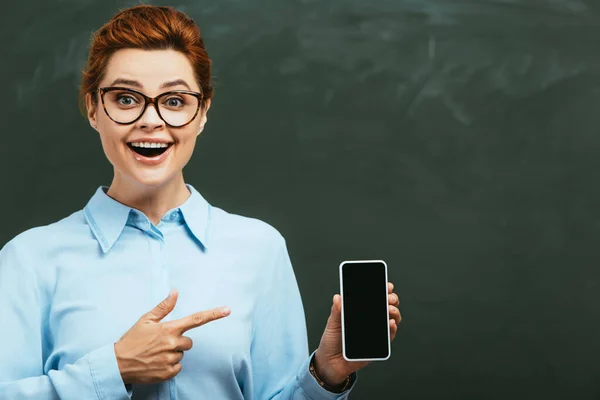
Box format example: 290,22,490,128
127,141,174,158
126,141,175,166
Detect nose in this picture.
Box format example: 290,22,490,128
137,103,165,130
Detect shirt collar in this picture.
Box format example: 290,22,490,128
83,184,210,253
179,184,210,249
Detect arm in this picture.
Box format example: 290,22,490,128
250,236,356,400
0,239,131,400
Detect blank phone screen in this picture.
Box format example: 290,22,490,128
341,261,390,360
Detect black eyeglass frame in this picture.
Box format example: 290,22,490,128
95,86,204,128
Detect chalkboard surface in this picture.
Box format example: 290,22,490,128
2,1,600,398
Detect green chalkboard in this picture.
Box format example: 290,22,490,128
2,0,600,398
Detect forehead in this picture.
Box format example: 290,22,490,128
101,49,199,92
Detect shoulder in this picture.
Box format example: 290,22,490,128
208,207,298,290
210,206,283,242
209,205,286,248
0,210,88,266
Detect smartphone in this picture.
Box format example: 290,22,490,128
339,260,391,361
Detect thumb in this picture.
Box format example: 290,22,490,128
327,294,342,326
145,289,178,322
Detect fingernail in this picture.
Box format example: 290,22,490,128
221,307,230,316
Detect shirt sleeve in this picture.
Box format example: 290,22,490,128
250,235,357,399
0,238,131,400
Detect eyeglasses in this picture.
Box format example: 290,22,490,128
96,86,204,128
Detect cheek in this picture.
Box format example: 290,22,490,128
176,125,201,154
177,134,198,161
97,129,127,163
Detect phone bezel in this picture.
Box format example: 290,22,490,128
339,259,391,362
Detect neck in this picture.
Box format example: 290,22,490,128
106,171,191,226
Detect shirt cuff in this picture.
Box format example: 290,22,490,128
297,351,357,399
88,343,132,400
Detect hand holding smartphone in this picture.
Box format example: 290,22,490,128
339,260,391,362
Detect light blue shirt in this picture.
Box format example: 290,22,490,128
0,185,356,399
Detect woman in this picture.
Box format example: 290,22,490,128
0,5,401,399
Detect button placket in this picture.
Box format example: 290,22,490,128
159,231,172,321
147,234,164,316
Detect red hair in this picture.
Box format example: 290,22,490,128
79,4,213,115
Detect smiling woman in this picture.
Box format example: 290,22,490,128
84,46,209,200
0,4,401,400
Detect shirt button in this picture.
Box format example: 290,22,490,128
170,212,177,220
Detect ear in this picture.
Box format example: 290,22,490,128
197,99,212,136
85,92,99,131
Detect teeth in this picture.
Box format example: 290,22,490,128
130,142,170,148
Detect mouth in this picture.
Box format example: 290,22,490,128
127,142,174,158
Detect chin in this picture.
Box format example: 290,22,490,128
107,147,187,190
122,168,179,189
136,176,176,189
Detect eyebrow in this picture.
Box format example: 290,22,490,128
108,78,192,91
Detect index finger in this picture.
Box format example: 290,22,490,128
167,306,231,334
388,282,394,293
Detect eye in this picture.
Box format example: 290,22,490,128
117,95,139,107
163,96,185,108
